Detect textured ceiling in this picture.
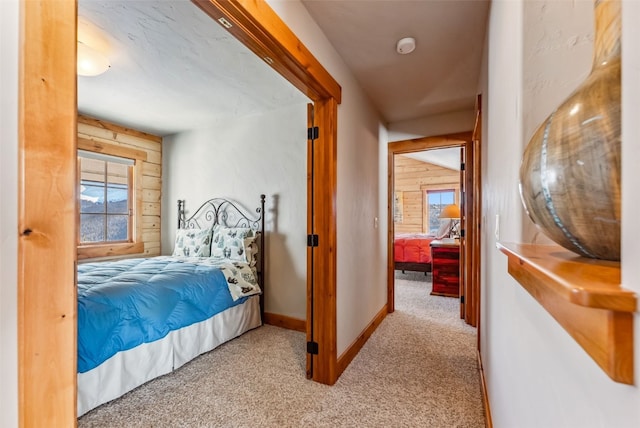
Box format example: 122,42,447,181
77,0,308,136
78,0,490,136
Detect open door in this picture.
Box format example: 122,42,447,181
306,103,317,378
459,146,467,319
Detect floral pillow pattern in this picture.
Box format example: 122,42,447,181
172,228,212,257
211,226,256,263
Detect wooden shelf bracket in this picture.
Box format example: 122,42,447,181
498,242,635,385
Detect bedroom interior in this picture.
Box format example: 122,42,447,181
72,0,315,417
15,0,347,424
393,148,462,298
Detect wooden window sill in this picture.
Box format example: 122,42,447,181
497,242,636,385
78,242,144,260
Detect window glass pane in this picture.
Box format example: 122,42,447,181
80,180,106,213
106,183,129,214
107,215,128,241
80,157,105,181
80,213,105,243
427,190,455,234
106,162,128,214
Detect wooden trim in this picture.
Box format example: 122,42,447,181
498,242,635,384
193,0,341,103
336,304,388,376
306,103,314,378
77,137,147,260
459,147,466,318
18,0,77,425
388,133,472,153
263,312,306,332
78,242,145,261
387,132,474,316
78,114,162,143
471,96,482,333
78,137,148,161
387,149,396,313
477,350,493,428
310,97,338,384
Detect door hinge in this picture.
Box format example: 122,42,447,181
460,162,465,171
307,341,319,355
460,229,465,238
460,295,465,304
307,234,319,247
308,126,319,140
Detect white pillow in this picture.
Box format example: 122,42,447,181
211,226,256,263
172,228,212,257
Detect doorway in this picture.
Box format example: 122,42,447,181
387,132,480,327
393,147,461,301
18,1,341,425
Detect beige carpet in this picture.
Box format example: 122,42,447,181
79,272,484,427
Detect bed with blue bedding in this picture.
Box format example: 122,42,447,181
77,196,266,416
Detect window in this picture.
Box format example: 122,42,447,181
77,141,145,260
426,189,455,234
79,151,133,244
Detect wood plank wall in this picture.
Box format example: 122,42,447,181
78,115,162,257
394,155,459,234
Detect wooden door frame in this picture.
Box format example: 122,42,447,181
387,131,481,329
19,0,341,425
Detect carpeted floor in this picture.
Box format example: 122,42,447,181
78,272,484,427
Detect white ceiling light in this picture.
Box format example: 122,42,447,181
77,16,112,77
77,41,111,77
396,37,416,55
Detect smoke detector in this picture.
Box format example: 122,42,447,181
396,37,416,55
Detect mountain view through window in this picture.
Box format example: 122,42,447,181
79,155,131,244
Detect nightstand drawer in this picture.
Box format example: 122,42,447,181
432,248,459,260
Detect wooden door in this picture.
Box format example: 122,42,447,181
459,146,467,319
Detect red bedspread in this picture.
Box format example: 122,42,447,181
394,234,435,263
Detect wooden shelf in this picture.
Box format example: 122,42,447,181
498,242,636,385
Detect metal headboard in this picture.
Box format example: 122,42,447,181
177,194,266,318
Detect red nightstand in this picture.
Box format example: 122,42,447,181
430,240,460,297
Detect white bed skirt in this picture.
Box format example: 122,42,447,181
77,295,261,416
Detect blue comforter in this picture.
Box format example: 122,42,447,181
77,257,247,373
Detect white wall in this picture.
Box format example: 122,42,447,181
0,0,19,426
267,0,387,355
482,1,640,427
163,103,309,319
387,108,476,142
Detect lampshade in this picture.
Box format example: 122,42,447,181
439,204,460,219
77,41,110,77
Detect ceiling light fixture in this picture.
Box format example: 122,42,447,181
77,41,111,77
77,17,112,77
396,37,416,55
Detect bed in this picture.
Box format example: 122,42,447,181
394,233,435,274
77,195,265,416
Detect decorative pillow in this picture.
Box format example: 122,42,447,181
172,228,212,257
243,233,260,267
211,226,256,263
